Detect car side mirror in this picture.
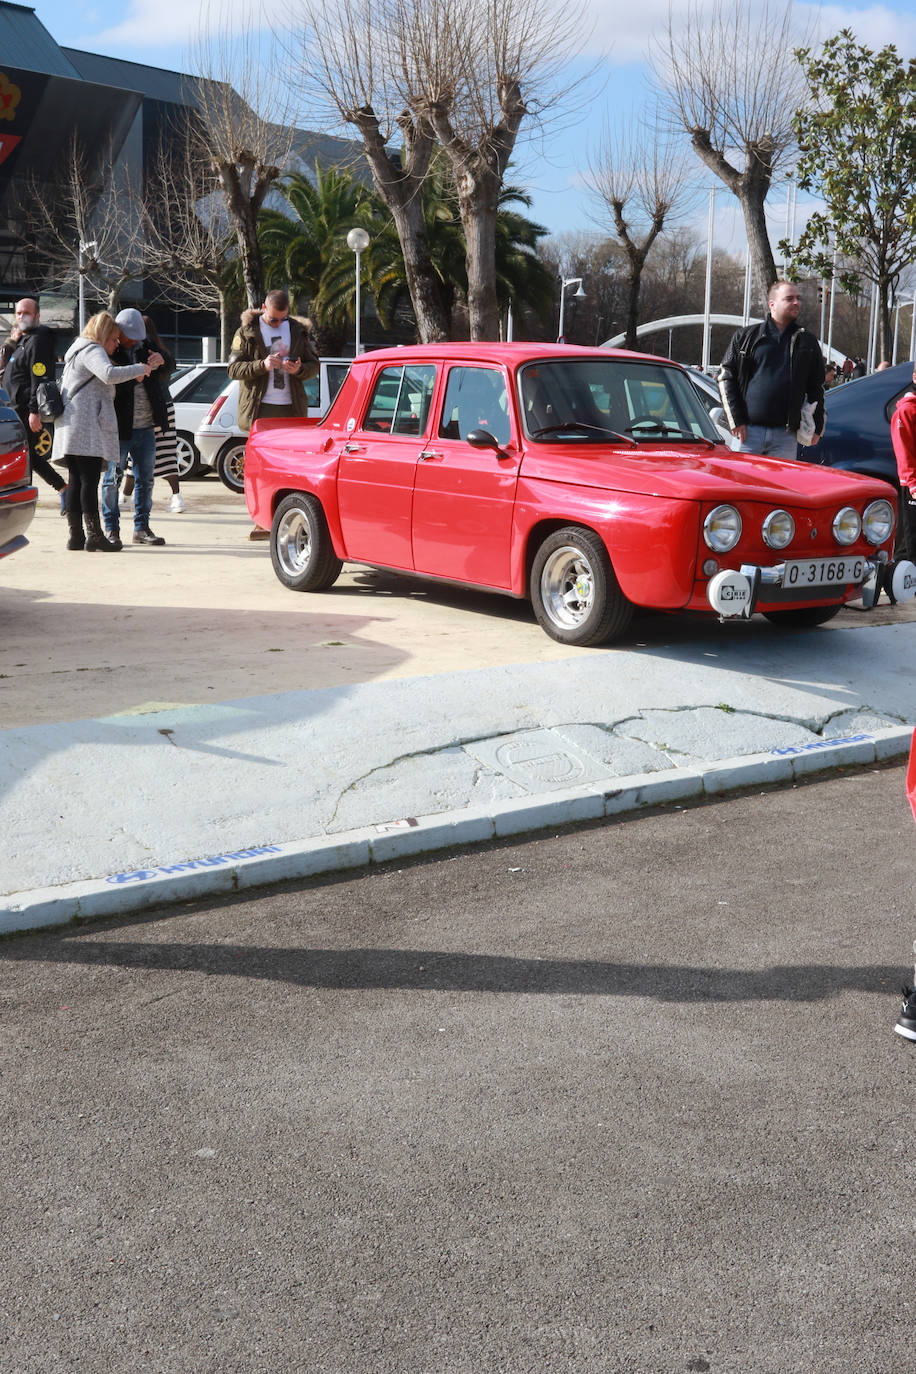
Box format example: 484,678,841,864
466,428,504,453
709,406,727,427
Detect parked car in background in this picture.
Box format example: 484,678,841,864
195,358,351,492
815,360,912,486
0,385,37,561
169,363,231,477
243,343,915,646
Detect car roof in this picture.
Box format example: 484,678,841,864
352,342,681,369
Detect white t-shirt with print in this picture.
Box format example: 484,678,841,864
259,317,291,403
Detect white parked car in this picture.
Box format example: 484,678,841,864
168,363,232,476
195,358,351,492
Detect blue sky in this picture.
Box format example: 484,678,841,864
25,0,916,259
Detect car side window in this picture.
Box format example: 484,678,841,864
176,366,230,404
362,364,437,434
303,373,320,407
438,366,510,445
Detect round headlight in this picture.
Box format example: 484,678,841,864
863,498,894,546
704,504,742,552
762,509,795,550
832,506,861,546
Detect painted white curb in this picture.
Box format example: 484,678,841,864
2,725,912,937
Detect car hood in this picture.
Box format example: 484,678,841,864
518,443,893,505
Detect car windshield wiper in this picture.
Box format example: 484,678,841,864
624,420,717,448
532,421,637,448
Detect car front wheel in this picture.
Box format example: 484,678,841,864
530,526,633,646
215,439,246,492
271,493,343,592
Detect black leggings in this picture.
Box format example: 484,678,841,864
65,457,104,527
901,487,916,562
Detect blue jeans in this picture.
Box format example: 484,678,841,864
739,424,799,461
102,427,156,533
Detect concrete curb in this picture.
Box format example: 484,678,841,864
3,725,912,938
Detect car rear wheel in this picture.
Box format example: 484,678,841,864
271,493,343,592
175,431,202,478
762,605,842,628
530,526,633,646
215,439,246,493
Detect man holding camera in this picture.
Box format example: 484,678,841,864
228,289,319,540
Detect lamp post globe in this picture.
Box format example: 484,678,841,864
347,228,371,355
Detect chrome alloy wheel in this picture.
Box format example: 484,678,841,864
275,506,314,578
539,543,597,629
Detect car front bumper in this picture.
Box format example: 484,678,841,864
707,553,916,618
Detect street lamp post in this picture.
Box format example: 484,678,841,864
558,276,585,342
78,239,97,331
346,227,370,356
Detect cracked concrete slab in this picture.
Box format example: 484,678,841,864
615,707,822,761
328,747,524,833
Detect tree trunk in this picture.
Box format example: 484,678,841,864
456,167,501,341
738,191,777,314
352,113,450,343
217,164,266,307
624,268,644,351
219,288,232,361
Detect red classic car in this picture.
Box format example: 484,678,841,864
244,344,916,646
0,389,36,562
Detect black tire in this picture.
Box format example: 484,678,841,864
529,526,633,646
215,439,246,493
763,605,842,628
270,493,343,592
176,432,202,478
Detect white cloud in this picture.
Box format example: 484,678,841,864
86,0,261,52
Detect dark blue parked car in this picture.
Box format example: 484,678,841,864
815,361,913,486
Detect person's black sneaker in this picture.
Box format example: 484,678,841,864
894,986,916,1043
132,528,166,546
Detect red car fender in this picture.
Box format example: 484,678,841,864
509,478,700,608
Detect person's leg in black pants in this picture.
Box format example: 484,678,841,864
22,417,66,494
901,487,916,562
79,458,114,552
64,458,85,549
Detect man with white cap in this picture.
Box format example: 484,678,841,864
100,308,166,547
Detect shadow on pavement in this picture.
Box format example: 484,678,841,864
0,937,900,1002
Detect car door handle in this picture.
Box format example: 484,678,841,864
342,442,365,454
418,450,443,462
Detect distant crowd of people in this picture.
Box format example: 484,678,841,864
0,289,319,551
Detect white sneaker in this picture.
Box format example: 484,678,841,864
168,493,185,513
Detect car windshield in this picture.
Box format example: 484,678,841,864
519,359,723,445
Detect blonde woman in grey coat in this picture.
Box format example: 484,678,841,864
52,312,152,552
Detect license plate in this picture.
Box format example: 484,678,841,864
782,555,865,588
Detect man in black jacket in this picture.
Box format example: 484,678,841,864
717,281,825,461
4,298,67,508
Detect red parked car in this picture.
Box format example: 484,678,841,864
244,344,916,646
0,388,36,562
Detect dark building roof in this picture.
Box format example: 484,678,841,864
61,48,200,106
0,1,82,78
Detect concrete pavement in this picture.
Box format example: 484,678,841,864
3,490,916,932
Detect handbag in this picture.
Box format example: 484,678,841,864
36,378,64,422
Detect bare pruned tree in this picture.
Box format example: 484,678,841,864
402,0,587,340
288,0,451,342
24,135,161,314
289,0,588,341
146,118,240,358
586,111,695,350
653,0,809,309
189,5,296,308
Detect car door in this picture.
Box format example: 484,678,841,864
411,363,520,588
336,362,437,568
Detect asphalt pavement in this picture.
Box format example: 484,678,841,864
3,490,916,932
1,767,913,1373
